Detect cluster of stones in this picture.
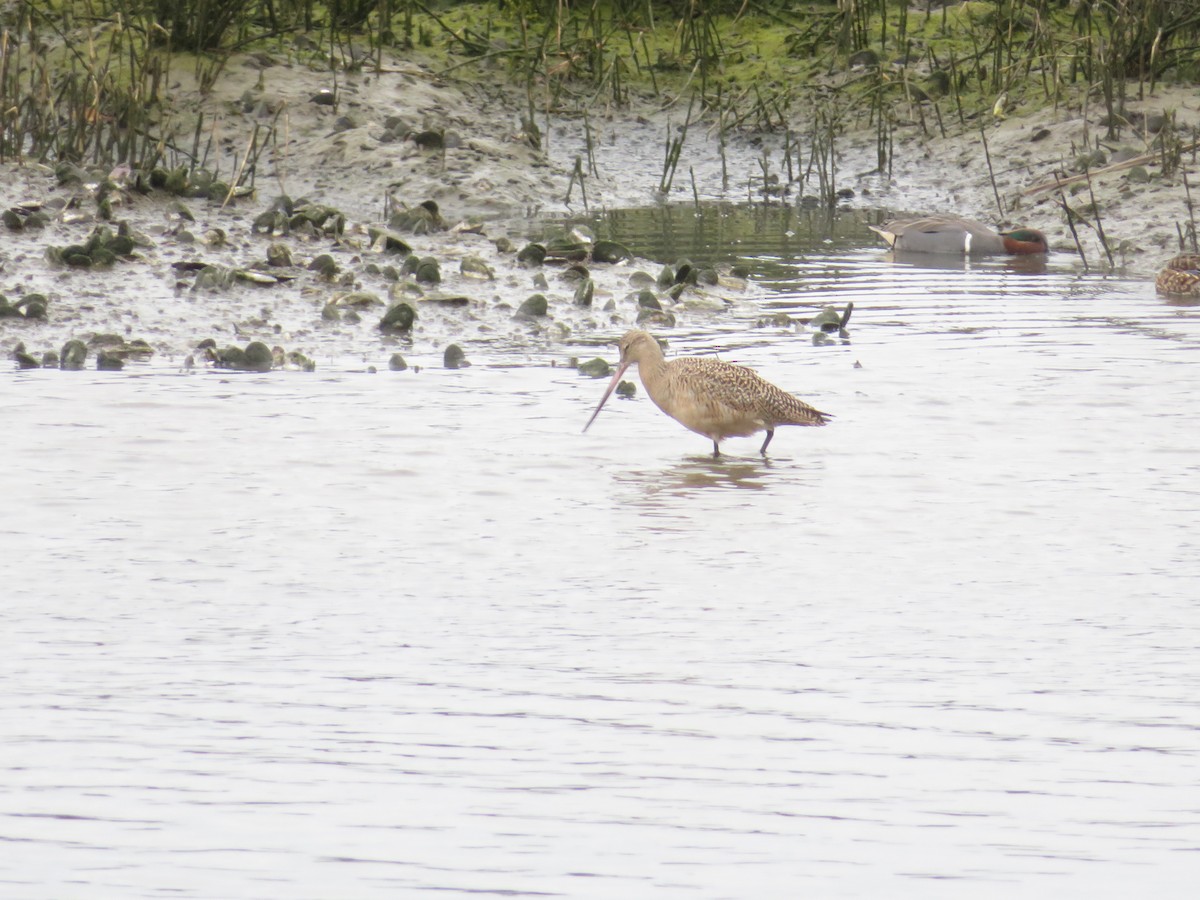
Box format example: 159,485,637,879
192,339,316,372
0,293,48,320
10,335,153,370
3,157,741,378
46,223,147,268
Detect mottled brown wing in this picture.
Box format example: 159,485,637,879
672,358,827,427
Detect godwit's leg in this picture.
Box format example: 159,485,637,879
712,440,721,459
759,428,775,455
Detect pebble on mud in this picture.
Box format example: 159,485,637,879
379,302,417,333
13,293,47,319
389,200,446,235
591,240,633,264
460,256,495,280
578,357,611,377
13,344,39,369
414,257,441,284
60,339,88,370
388,353,408,371
636,308,676,328
243,341,274,372
367,226,414,255
443,344,468,369
265,243,293,266
636,289,661,310
515,294,548,319
517,243,546,267
573,278,595,308
308,254,339,279
96,349,125,370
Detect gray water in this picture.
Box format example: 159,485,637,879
4,220,1200,898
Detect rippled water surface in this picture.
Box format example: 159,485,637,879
4,209,1200,899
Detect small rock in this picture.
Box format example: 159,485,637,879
443,343,468,369
578,357,611,377
60,339,87,370
215,346,246,368
308,254,338,278
460,256,494,279
379,302,416,333
515,294,548,319
637,290,661,310
517,243,546,267
573,278,595,308
285,350,316,372
807,306,844,332
243,341,274,372
389,200,446,234
410,130,444,150
388,353,408,371
336,291,384,308
592,240,633,263
637,308,676,328
14,294,48,319
370,228,415,256
14,349,40,369
615,380,637,398
266,243,292,266
561,263,589,282
96,350,124,370
414,257,441,284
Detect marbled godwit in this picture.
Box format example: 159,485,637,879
583,330,829,458
869,215,1049,255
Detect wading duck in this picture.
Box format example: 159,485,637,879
869,215,1049,256
1155,254,1200,297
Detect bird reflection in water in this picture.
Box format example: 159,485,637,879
617,455,775,506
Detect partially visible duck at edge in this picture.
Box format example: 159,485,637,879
1155,254,1200,298
869,215,1050,256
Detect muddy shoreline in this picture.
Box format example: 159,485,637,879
2,47,1196,369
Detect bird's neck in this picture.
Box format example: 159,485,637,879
635,357,671,405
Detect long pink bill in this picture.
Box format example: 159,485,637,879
583,362,630,433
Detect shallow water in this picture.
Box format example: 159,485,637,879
4,210,1200,899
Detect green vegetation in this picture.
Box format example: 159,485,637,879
0,1,1197,191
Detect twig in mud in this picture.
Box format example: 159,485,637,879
689,166,699,210
583,109,598,178
658,97,695,195
222,125,259,209
1056,189,1089,272
1183,170,1198,252
275,107,290,198
718,105,729,191
1085,175,1115,269
1025,140,1200,196
565,156,588,211
979,125,1004,219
